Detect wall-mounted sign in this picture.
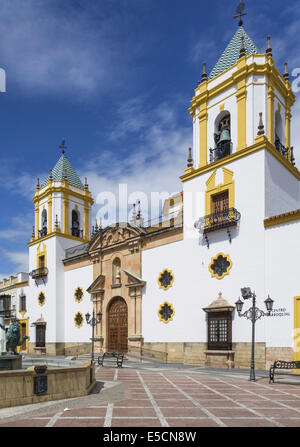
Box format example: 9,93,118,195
270,307,290,317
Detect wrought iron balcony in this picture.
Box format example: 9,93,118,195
195,208,241,234
0,308,16,319
71,227,83,238
275,137,288,157
38,227,48,238
209,141,232,164
30,267,48,279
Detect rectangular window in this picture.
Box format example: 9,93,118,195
212,191,229,214
36,325,46,348
20,295,26,311
207,311,232,351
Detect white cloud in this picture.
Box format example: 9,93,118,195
0,0,139,98
80,95,192,226
1,250,28,274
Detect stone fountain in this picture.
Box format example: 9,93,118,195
0,318,29,370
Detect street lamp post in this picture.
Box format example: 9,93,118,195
235,288,274,382
85,310,103,362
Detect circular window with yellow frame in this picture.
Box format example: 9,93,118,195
74,312,84,328
209,253,232,279
158,302,175,324
38,291,46,306
158,269,174,290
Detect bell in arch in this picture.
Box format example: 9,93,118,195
214,114,231,146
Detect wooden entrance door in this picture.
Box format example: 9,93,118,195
107,297,128,353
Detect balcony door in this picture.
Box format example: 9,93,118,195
212,191,229,225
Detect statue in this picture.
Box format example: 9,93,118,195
6,320,29,355
214,114,231,146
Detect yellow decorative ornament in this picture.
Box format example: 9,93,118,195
38,291,46,306
158,302,175,324
157,269,174,291
74,286,84,303
209,253,232,279
74,312,84,328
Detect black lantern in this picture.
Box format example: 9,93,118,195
264,295,274,313
235,298,244,313
241,287,252,300
85,310,102,362
96,311,103,322
85,312,91,323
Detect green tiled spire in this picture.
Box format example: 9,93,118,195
42,153,84,189
208,26,260,80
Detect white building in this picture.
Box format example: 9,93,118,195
13,22,300,369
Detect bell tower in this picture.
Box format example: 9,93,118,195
182,5,299,237
27,142,94,355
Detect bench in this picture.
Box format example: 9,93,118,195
98,352,124,368
269,360,300,383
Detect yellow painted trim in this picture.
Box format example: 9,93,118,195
236,79,247,151
33,185,94,206
190,57,295,117
268,84,275,144
28,230,89,247
37,243,47,270
38,291,46,306
74,311,84,328
64,195,69,235
17,318,29,353
209,252,232,280
74,286,84,303
35,205,39,239
48,197,52,234
205,167,234,217
19,309,26,318
180,136,300,183
264,211,300,228
285,106,291,151
158,302,175,324
84,205,89,240
16,281,29,288
294,297,300,368
158,269,175,291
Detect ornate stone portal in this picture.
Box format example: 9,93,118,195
87,223,147,354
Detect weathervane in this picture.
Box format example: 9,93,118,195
59,139,67,154
233,2,247,26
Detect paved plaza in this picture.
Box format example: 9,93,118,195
1,360,300,427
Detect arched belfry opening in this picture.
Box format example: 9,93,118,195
275,110,283,147
71,209,81,237
210,111,232,163
107,297,128,353
40,209,47,238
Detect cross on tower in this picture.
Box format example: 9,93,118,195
233,2,247,26
59,139,67,154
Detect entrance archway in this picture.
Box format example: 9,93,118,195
107,297,128,353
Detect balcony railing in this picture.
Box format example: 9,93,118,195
38,227,48,238
209,141,232,164
196,208,241,234
0,309,16,319
71,228,83,238
30,267,48,279
275,137,288,157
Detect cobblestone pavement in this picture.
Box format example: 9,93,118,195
1,362,300,427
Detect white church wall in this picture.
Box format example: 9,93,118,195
265,151,300,217
64,264,93,343
265,221,300,348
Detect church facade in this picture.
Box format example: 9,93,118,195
8,22,300,370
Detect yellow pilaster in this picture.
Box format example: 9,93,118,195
285,106,291,152
198,81,208,168
84,205,89,240
35,204,39,239
268,84,275,144
48,197,52,234
63,195,69,235
235,56,247,152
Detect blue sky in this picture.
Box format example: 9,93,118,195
0,0,300,279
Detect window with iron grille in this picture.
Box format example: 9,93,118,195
36,325,46,348
207,311,232,350
20,294,26,311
